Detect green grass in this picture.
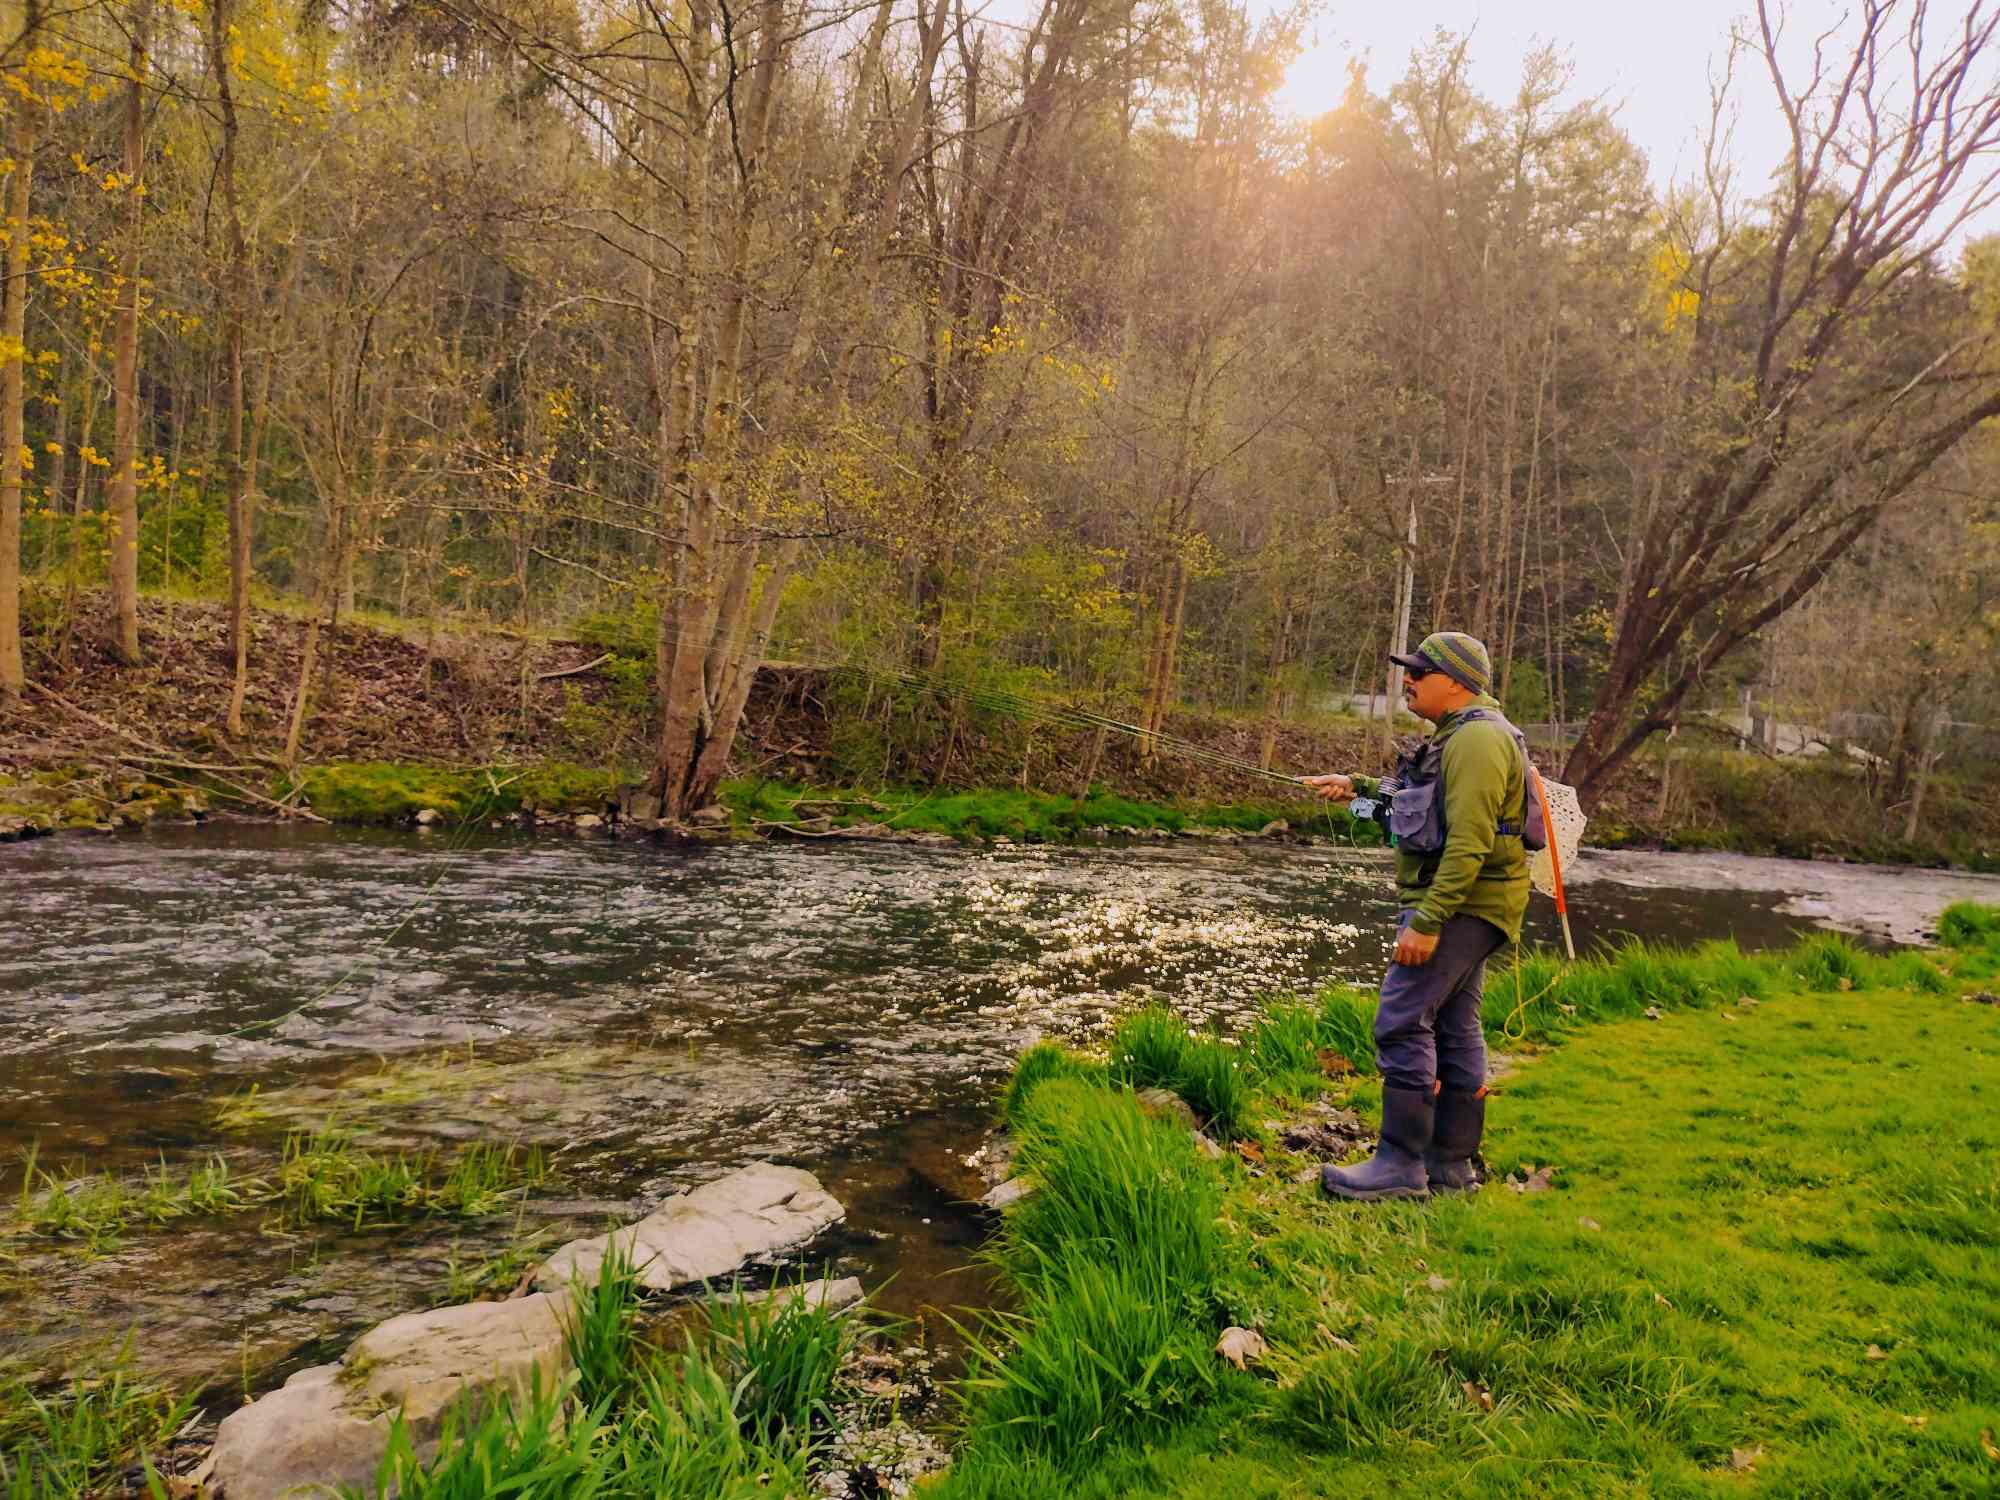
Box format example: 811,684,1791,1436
354,1249,866,1499
0,1356,190,1499
940,907,2000,1497
1105,1007,1255,1140
275,1130,548,1230
948,1079,1236,1487
4,1132,548,1251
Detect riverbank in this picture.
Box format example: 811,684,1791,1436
4,590,1994,867
935,902,2000,1497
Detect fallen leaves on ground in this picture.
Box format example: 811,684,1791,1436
1315,1325,1356,1354
1215,1326,1267,1370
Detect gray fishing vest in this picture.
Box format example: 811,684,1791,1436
1385,707,1547,858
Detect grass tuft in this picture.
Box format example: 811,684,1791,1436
5,1133,549,1252
703,1275,857,1450
1938,900,2000,948
1000,1041,1108,1124
1788,931,1872,991
0,1357,190,1499
1106,1008,1252,1139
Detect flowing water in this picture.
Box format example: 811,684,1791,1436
5,821,1994,1399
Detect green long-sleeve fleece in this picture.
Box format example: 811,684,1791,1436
1353,695,1531,942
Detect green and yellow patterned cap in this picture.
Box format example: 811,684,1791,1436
1390,631,1492,695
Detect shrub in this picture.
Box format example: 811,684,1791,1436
1938,902,2000,948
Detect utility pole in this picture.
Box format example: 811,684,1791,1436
1382,494,1416,757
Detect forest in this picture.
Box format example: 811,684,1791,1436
0,0,1996,829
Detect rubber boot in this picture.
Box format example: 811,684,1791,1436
1320,1086,1434,1201
1427,1086,1486,1195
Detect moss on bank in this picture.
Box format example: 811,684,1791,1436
282,761,627,824
0,767,209,835
156,759,1369,845
717,779,1369,844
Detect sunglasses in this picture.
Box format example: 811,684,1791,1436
1403,663,1435,681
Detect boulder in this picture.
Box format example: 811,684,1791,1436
572,813,604,831
1135,1087,1199,1131
206,1292,574,1500
532,1163,843,1295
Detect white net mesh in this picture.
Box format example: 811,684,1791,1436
1529,777,1587,899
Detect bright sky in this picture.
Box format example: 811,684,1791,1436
1275,1,2000,244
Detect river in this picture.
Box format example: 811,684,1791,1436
5,822,1996,1399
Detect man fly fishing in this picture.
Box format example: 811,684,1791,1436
1302,632,1534,1201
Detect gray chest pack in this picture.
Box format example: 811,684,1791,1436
1382,708,1547,858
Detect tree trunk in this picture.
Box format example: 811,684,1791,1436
284,468,346,766
106,0,151,665
1903,708,1942,843
209,0,251,735
1258,600,1293,771
0,89,33,702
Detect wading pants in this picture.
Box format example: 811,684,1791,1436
1375,911,1508,1094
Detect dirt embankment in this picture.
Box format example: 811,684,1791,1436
0,594,1384,816
5,593,1992,868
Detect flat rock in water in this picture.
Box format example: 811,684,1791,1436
713,1276,865,1313
204,1292,574,1500
980,1177,1032,1210
531,1163,843,1294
